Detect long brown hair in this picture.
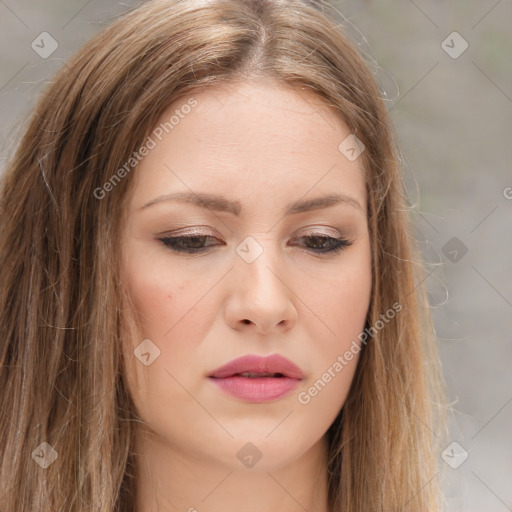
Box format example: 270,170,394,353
0,0,446,510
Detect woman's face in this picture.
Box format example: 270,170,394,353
121,80,372,471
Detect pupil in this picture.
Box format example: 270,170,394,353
188,236,205,247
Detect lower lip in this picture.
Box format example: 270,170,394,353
209,376,301,402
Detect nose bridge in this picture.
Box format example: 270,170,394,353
228,233,297,332
234,234,284,298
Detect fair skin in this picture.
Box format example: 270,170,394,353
121,79,372,512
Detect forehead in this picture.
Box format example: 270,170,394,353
130,80,367,212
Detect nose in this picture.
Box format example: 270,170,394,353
224,239,298,335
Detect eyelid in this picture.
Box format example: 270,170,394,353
158,226,220,238
161,224,344,237
295,226,343,237
158,230,353,250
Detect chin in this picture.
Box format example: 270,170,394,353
204,428,323,473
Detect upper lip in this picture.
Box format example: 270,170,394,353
209,354,305,379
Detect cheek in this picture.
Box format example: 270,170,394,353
122,252,213,373
305,252,372,344
301,248,371,390
294,270,371,429
334,267,372,334
126,255,184,336
121,257,205,425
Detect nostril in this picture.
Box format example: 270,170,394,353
242,319,251,324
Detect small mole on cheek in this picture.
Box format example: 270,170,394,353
169,285,185,299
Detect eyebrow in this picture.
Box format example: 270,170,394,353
140,191,363,215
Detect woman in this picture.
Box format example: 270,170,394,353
0,0,446,510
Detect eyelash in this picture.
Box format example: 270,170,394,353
157,233,353,255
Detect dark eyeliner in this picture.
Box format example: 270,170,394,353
295,235,353,254
158,234,220,254
157,234,352,254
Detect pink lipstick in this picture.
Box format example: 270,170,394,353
209,354,304,403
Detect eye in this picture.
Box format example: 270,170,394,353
292,234,353,254
157,233,353,255
158,235,221,254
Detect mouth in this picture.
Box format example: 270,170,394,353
235,372,286,378
209,353,305,379
208,354,304,402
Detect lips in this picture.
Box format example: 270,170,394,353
209,354,305,380
208,354,304,403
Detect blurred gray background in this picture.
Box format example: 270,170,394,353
1,1,510,510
